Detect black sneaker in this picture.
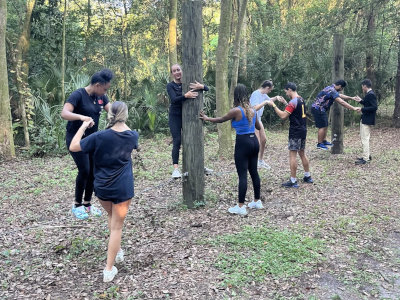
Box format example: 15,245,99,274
282,180,299,188
357,155,372,161
355,158,369,165
303,176,314,183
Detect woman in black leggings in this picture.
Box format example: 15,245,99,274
166,64,209,178
61,69,113,220
200,84,263,216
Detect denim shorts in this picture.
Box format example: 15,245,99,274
288,138,306,151
311,107,328,128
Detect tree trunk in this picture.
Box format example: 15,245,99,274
215,0,233,158
168,0,178,68
181,0,204,208
15,0,36,148
61,0,67,105
366,7,376,87
239,8,247,81
0,0,15,158
229,0,248,100
393,34,400,128
331,33,344,154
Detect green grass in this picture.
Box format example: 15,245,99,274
211,225,326,287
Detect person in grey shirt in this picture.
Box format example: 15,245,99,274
250,80,282,169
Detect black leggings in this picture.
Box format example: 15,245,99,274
169,113,183,165
66,134,94,204
234,134,260,203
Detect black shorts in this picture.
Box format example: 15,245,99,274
311,107,328,128
97,196,132,205
288,138,306,151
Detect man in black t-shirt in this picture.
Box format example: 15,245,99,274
266,82,313,188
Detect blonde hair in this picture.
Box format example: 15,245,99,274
106,101,128,129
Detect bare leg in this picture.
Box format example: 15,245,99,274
103,200,131,271
255,123,267,161
318,127,328,143
298,149,310,172
289,150,298,178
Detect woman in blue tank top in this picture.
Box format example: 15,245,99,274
69,101,139,283
200,84,264,216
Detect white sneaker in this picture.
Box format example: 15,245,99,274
258,160,271,170
103,266,118,282
204,167,213,175
171,168,182,179
247,200,264,209
115,248,124,263
228,204,247,216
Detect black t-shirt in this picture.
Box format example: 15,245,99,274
65,88,109,136
284,97,307,139
80,129,139,201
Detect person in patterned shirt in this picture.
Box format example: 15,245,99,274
265,82,313,188
311,80,358,150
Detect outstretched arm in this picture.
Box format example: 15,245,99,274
339,93,357,101
265,98,289,120
200,108,238,123
334,97,357,110
69,121,92,152
253,96,283,111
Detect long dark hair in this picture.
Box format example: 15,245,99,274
233,84,253,124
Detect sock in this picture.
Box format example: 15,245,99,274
290,177,297,183
83,203,91,207
304,172,311,177
75,203,82,208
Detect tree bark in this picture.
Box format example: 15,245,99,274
239,8,247,81
181,0,204,208
229,0,248,100
331,33,344,154
393,34,400,128
215,0,233,158
168,0,178,68
61,0,67,105
0,0,15,158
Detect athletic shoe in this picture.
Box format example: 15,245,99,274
115,249,124,263
85,205,102,217
355,158,369,165
316,143,329,150
282,180,299,188
71,205,89,220
228,204,248,216
103,266,118,283
171,168,182,179
247,200,264,209
303,176,314,183
258,160,271,170
357,155,372,161
204,167,213,175
323,140,333,146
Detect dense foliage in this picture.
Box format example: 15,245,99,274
4,0,400,155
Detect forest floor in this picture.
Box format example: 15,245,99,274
1,118,400,300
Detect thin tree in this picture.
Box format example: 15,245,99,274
229,0,248,100
215,0,233,158
331,33,345,154
13,0,36,148
394,33,400,128
181,0,204,208
61,0,67,105
0,0,15,158
168,0,178,68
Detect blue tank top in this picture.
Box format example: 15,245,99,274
232,107,256,135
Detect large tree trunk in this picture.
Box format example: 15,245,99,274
215,0,233,158
393,34,400,128
229,0,248,100
15,0,36,148
239,8,247,81
0,0,15,158
61,0,67,105
168,0,178,68
331,33,345,154
181,0,204,208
